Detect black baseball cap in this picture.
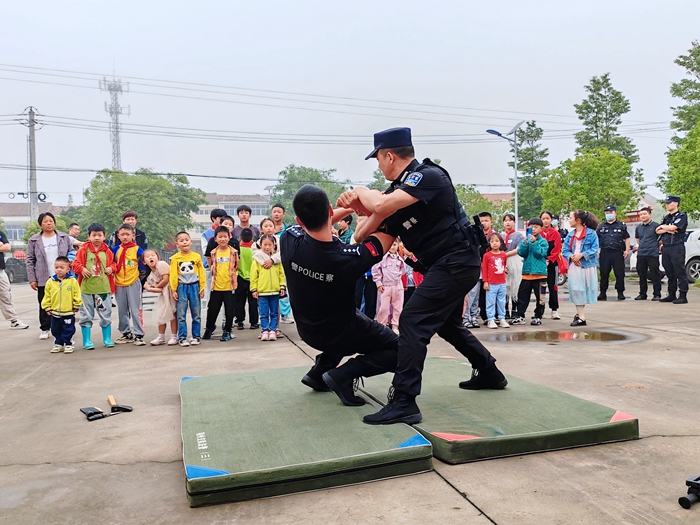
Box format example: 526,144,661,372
604,205,617,212
365,127,412,160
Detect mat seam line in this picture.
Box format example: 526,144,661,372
433,469,499,525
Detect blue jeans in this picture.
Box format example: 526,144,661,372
486,283,506,321
258,295,279,332
177,283,201,340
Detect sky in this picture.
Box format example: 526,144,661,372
1,0,698,207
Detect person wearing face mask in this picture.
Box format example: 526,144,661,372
596,205,630,301
553,215,568,243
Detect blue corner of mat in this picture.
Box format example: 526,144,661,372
181,376,199,382
185,465,231,479
398,434,431,449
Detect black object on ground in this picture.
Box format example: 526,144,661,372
679,474,700,509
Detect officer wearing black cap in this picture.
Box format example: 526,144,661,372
656,195,689,304
337,127,507,426
596,205,630,301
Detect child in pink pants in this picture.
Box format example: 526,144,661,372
372,240,406,335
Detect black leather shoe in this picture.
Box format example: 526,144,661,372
634,295,647,300
597,293,607,301
652,296,662,301
459,365,508,390
363,388,422,425
673,293,688,304
659,295,677,303
301,371,332,392
322,369,365,406
617,294,626,301
570,314,587,326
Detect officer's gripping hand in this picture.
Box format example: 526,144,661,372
336,190,358,209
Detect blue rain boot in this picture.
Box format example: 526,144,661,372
102,325,115,348
81,326,95,350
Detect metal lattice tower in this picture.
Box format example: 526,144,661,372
99,76,130,171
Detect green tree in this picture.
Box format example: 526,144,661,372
80,169,206,249
455,184,511,222
574,73,639,164
658,123,700,219
271,164,351,225
506,120,550,220
670,40,700,146
367,169,388,191
541,149,644,218
23,215,70,243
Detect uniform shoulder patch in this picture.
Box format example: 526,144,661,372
404,172,423,187
363,239,379,257
286,226,304,237
341,245,362,256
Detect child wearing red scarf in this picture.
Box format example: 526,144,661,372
72,223,118,350
112,224,146,345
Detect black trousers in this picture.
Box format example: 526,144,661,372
37,286,51,331
50,315,76,345
308,310,399,380
234,278,259,325
545,262,559,310
354,275,377,320
393,253,496,397
662,243,688,295
404,286,415,304
599,248,625,293
516,278,546,319
478,282,487,321
636,255,662,298
206,290,235,332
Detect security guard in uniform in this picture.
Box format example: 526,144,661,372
280,185,400,407
656,195,689,304
596,205,630,301
338,127,506,426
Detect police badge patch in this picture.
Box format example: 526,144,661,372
404,172,423,187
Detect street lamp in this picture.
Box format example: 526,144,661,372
487,121,524,229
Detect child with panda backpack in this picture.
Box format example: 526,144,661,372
169,232,206,347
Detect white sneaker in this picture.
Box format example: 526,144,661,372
40,330,50,340
167,335,179,346
279,316,295,324
50,344,63,353
150,335,165,346
178,339,190,347
189,337,201,346
499,319,510,328
487,320,498,329
63,345,74,354
10,319,29,330
551,311,561,320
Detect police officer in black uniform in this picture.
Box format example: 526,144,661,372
656,195,689,304
596,205,630,301
338,127,506,426
280,185,400,407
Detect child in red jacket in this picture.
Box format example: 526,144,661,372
482,233,509,329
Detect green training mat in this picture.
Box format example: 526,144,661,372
360,357,639,465
180,368,433,507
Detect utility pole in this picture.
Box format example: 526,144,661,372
99,76,130,171
17,107,41,222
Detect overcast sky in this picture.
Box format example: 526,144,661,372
1,1,698,206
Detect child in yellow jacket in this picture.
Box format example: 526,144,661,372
41,256,82,354
250,234,286,341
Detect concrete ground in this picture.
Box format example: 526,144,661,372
1,281,699,524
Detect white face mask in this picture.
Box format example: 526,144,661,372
551,219,558,227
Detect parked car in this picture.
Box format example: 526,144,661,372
630,230,700,283
4,257,28,283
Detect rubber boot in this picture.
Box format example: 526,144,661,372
81,326,95,350
102,326,115,348
673,291,688,304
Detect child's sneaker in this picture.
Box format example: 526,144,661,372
530,317,542,326
190,337,201,346
511,316,526,325
133,337,146,346
261,331,269,341
471,318,481,329
50,344,63,353
115,333,133,344
10,319,29,330
178,339,190,347
202,330,212,340
268,331,277,341
551,311,561,320
499,319,510,328
150,335,165,346
40,330,50,340
63,345,74,354
487,320,498,329
167,335,179,345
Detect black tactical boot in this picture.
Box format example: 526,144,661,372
301,355,334,392
323,367,365,407
459,365,508,390
673,291,688,304
659,294,677,303
363,388,422,425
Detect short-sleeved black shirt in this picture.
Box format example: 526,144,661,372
660,211,688,245
635,221,660,257
382,158,479,268
280,226,384,348
0,231,8,270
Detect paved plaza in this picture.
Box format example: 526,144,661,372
1,282,698,524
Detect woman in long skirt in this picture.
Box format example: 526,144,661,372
562,210,600,326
